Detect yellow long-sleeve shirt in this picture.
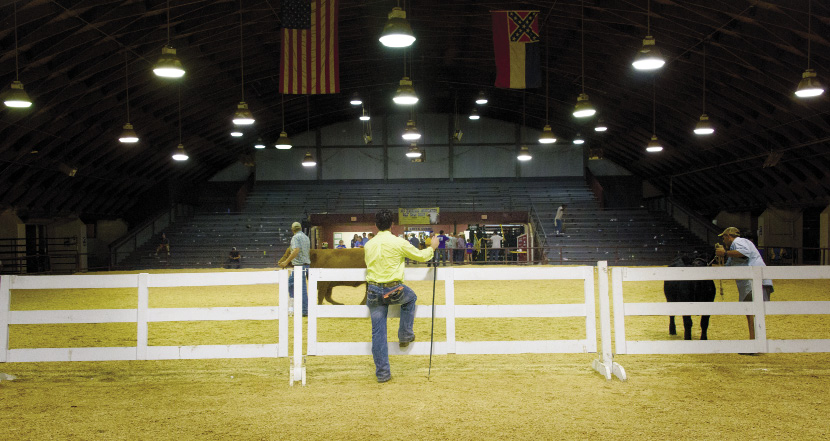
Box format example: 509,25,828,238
364,230,435,283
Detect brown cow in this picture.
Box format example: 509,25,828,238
310,249,367,305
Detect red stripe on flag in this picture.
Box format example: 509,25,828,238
492,11,510,89
279,0,339,94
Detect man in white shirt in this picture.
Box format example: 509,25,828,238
715,227,773,340
489,232,503,262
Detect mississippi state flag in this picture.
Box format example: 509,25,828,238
280,0,340,94
492,10,541,89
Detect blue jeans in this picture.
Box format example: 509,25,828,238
555,219,563,235
366,283,417,382
288,264,309,316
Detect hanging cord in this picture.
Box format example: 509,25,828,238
178,85,182,144
124,52,130,123
281,95,285,132
545,12,550,124
239,0,245,101
652,78,656,135
166,0,171,45
13,1,20,80
646,0,650,34
580,0,585,93
701,43,706,113
807,0,812,69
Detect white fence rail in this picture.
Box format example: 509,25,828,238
609,265,830,355
0,271,288,363
306,266,597,357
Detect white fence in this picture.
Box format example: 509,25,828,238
0,271,289,363
610,265,830,356
306,266,597,357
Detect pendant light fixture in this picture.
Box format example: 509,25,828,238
393,48,418,105
231,130,243,137
468,108,480,120
302,151,317,167
475,91,488,105
4,2,32,109
172,87,189,161
694,43,715,135
154,0,186,78
402,118,421,140
119,53,139,143
573,0,596,118
379,3,415,48
232,1,255,125
646,80,663,153
406,144,422,158
573,133,585,145
539,27,557,144
275,95,292,149
254,139,265,149
517,92,532,161
350,92,363,105
517,145,532,161
594,119,608,132
359,105,371,121
795,0,824,98
632,0,665,71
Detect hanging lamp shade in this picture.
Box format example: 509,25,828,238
539,125,557,144
302,151,317,167
172,143,189,161
573,133,585,145
406,145,422,158
275,131,293,149
350,93,363,105
231,131,243,137
517,145,532,161
475,91,488,105
795,69,825,98
632,36,665,71
594,119,608,132
254,138,265,149
119,123,139,143
468,108,480,120
153,46,185,78
232,102,255,125
393,77,418,105
573,93,596,118
379,7,415,48
694,114,715,135
4,81,33,108
359,114,371,121
402,120,421,140
646,135,663,152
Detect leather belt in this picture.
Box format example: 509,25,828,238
368,281,402,288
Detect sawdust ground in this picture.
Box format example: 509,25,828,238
2,267,829,440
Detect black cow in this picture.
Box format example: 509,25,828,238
663,253,717,340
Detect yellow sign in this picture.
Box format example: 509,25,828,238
398,207,440,225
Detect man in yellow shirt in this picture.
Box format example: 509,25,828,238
364,209,438,383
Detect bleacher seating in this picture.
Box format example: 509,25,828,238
118,178,707,269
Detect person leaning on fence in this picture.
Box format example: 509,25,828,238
364,209,439,383
715,227,774,342
155,233,170,256
278,222,311,317
226,247,241,269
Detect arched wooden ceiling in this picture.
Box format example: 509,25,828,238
0,0,828,220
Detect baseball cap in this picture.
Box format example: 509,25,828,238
291,222,302,230
718,227,740,237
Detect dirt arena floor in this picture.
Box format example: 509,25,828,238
1,266,829,440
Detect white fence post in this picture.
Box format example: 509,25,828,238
291,266,305,386
0,275,10,363
751,266,768,353
611,267,627,355
591,262,626,381
136,273,149,360
307,270,318,356
278,270,289,358
443,267,456,354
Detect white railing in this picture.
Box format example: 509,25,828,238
0,271,288,363
609,265,830,356
306,266,597,357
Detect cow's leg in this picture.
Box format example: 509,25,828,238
700,315,710,340
669,315,677,335
682,316,693,340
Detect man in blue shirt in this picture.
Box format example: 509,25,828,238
436,230,450,266
278,222,311,316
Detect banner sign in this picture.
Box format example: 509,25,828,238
398,208,439,225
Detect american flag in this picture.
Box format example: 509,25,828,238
279,0,340,94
